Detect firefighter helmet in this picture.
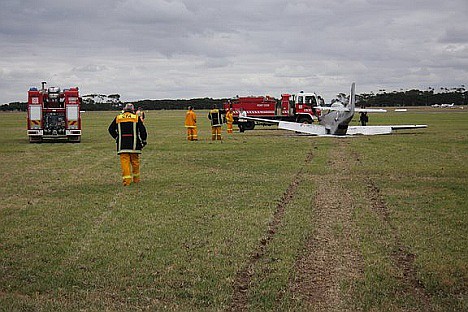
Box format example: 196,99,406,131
124,103,134,112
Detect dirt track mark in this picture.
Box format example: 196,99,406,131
289,141,363,311
366,180,391,223
228,149,315,311
365,179,433,306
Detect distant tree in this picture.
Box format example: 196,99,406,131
3,86,467,111
358,87,466,107
0,102,27,111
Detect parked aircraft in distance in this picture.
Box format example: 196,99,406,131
441,103,455,108
243,83,427,137
432,103,455,108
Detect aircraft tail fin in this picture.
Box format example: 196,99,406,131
348,82,356,115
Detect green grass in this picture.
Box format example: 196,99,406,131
347,109,468,311
0,108,466,311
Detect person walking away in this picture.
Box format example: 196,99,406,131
185,106,198,141
136,106,146,122
108,103,147,186
208,105,224,140
238,107,247,133
359,112,368,126
225,108,234,134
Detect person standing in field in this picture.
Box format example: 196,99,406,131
238,107,247,133
208,105,224,141
359,112,368,126
136,106,146,122
225,107,234,134
108,103,147,186
184,106,198,141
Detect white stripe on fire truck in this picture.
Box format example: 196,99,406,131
245,111,275,114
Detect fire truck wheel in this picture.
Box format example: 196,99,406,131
244,120,255,130
297,116,312,124
68,136,81,143
29,136,42,143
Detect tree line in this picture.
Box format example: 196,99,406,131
2,87,466,111
357,87,467,107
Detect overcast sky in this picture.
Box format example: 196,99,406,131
1,0,467,104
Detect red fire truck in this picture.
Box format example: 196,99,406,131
223,91,324,130
27,82,82,143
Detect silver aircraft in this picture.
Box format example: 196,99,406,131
242,83,427,136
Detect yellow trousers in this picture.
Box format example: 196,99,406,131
120,153,140,186
211,126,222,140
227,122,233,133
186,127,198,141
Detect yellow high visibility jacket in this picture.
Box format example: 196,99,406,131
185,110,197,127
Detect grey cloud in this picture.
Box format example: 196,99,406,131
114,0,193,25
73,64,109,72
0,0,467,103
440,27,468,44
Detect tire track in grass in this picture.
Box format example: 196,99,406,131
288,141,363,311
228,149,315,311
365,179,433,307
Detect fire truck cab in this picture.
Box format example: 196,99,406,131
27,82,82,143
224,91,324,130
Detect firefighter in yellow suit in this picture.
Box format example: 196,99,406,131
108,103,147,186
225,108,234,134
208,105,224,141
136,106,146,122
184,106,198,141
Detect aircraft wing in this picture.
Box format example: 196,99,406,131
355,108,387,113
389,125,428,130
277,121,326,135
243,116,280,125
243,113,427,137
347,125,427,135
315,106,387,113
243,116,326,135
315,106,349,112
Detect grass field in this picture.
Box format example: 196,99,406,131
0,108,466,311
